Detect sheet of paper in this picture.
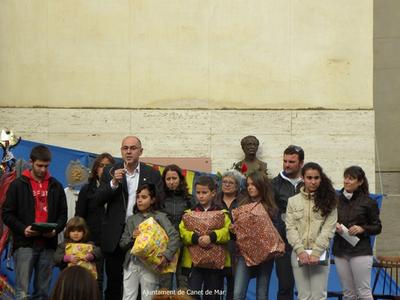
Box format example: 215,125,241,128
338,224,360,247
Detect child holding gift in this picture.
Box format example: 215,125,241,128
54,216,101,278
179,175,231,300
119,183,180,300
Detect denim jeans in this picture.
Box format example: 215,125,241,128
233,256,274,300
14,246,55,300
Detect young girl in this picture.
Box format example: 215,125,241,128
119,183,181,300
233,171,284,300
285,162,337,300
54,217,102,277
160,164,194,290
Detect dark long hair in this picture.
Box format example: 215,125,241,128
161,164,190,199
49,266,100,300
344,165,369,195
89,153,115,183
302,162,337,217
243,171,278,216
133,183,161,214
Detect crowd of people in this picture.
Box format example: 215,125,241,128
2,136,382,300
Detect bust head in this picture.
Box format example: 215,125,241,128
241,135,259,159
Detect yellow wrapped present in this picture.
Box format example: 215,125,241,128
65,243,97,278
131,217,179,274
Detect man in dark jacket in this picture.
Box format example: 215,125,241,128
271,145,304,300
96,136,162,300
2,145,67,300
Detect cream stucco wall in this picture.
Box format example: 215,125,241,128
0,1,372,109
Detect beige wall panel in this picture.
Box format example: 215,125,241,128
0,1,372,109
130,110,211,134
1,108,374,190
48,109,131,133
291,111,374,135
211,111,291,135
140,134,211,158
291,1,372,108
129,1,210,107
45,1,131,106
208,1,291,107
0,2,48,105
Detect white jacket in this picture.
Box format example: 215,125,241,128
285,187,337,257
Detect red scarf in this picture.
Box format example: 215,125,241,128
23,169,50,223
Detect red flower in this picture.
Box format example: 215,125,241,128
241,163,248,174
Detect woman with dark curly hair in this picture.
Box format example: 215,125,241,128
75,152,115,295
159,164,194,290
333,166,382,300
285,162,337,300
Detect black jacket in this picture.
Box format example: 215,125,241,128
96,162,162,253
161,191,193,231
75,181,103,246
2,175,68,251
271,172,303,215
332,190,382,257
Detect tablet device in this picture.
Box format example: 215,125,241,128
31,222,58,233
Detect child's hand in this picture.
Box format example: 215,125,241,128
85,252,95,262
198,235,211,248
64,254,79,264
132,228,140,238
335,223,343,233
157,255,168,269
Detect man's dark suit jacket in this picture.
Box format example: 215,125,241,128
96,161,162,253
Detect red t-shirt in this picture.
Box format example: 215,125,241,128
23,169,50,223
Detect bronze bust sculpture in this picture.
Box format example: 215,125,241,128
233,135,268,176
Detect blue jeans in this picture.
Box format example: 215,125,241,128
14,246,55,300
233,256,274,300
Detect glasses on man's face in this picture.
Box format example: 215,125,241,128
121,145,140,151
222,180,236,186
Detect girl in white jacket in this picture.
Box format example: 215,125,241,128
285,162,337,300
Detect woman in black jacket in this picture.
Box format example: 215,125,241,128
75,152,115,296
159,164,194,290
333,166,382,300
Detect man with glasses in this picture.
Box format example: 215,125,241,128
271,145,305,300
96,136,162,300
